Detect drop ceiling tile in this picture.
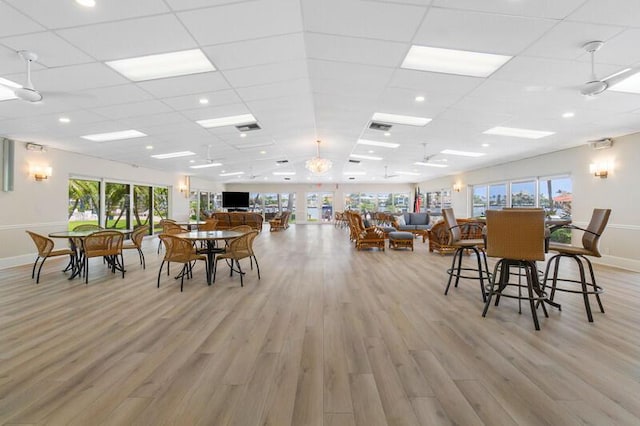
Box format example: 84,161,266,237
568,0,640,27
5,0,169,29
1,31,94,67
305,33,408,68
0,44,44,74
0,2,44,37
236,78,311,102
161,89,242,111
521,21,625,61
136,72,229,98
119,112,191,129
179,103,252,122
56,14,197,61
303,0,425,42
222,59,309,88
389,68,484,93
414,7,556,55
586,28,640,66
62,84,154,109
165,0,248,11
93,100,174,120
178,0,302,45
432,0,588,20
203,33,305,71
7,62,129,92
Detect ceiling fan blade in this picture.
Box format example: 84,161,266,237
603,67,640,88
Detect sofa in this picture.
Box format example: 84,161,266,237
390,212,431,242
210,212,263,232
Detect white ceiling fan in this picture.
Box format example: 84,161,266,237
580,41,638,97
415,143,447,167
0,51,43,102
383,165,398,179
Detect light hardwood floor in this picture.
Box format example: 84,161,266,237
1,225,640,425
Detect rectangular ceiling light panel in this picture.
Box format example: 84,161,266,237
196,113,257,128
414,161,448,168
343,171,366,175
356,139,400,148
81,129,147,142
440,149,485,157
483,126,555,139
350,154,383,161
394,171,421,176
609,71,640,94
151,151,196,159
106,49,215,82
190,163,222,168
402,45,512,78
273,172,295,176
219,171,244,177
371,112,431,127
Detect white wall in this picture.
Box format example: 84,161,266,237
0,142,204,269
418,132,640,271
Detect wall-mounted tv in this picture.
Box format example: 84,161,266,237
222,191,250,209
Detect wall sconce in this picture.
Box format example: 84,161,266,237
589,161,610,178
178,176,190,197
30,164,52,181
453,182,462,192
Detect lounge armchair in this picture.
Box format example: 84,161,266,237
428,218,485,254
346,211,385,251
269,211,291,231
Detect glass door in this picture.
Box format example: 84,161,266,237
104,182,131,229
306,192,333,223
133,185,152,234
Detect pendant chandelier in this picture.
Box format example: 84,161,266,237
305,140,333,175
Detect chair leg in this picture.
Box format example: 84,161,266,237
524,262,540,331
85,257,89,284
213,259,218,283
157,260,165,288
444,248,461,295
483,260,503,318
454,248,464,288
253,255,260,280
574,256,593,322
35,257,46,284
236,260,244,287
583,255,605,313
472,247,487,302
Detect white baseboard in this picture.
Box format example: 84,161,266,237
0,253,35,270
592,255,640,273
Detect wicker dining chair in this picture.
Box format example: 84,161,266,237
156,219,177,253
122,225,149,269
213,231,257,287
542,208,611,322
157,234,208,292
25,231,75,284
82,230,125,284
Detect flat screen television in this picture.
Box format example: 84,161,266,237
222,191,250,209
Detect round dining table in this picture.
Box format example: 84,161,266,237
49,229,133,279
174,230,244,285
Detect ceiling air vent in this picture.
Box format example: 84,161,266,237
348,159,360,164
235,122,261,132
349,177,356,180
589,138,613,150
276,159,289,164
369,121,392,131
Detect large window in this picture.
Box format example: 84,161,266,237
68,179,100,230
133,185,152,233
153,187,168,233
489,184,507,210
344,192,409,213
511,180,536,207
472,185,488,217
104,182,130,230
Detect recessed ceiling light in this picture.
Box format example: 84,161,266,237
562,112,575,118
151,151,196,159
440,149,486,157
189,159,195,163
384,132,391,137
394,171,421,176
145,145,154,150
372,112,431,127
401,45,512,78
481,143,490,148
240,133,247,138
609,71,640,94
58,117,70,123
219,171,244,177
75,0,96,7
196,113,256,128
343,171,366,175
190,163,222,169
273,172,295,176
81,129,147,142
350,154,383,161
260,150,266,154
414,162,448,168
483,126,555,139
199,98,209,105
368,150,375,154
415,95,425,102
357,139,400,148
105,49,215,82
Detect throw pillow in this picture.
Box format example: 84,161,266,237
396,215,406,226
363,219,371,228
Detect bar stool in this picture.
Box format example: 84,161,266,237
543,208,611,322
482,209,548,330
442,208,490,301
